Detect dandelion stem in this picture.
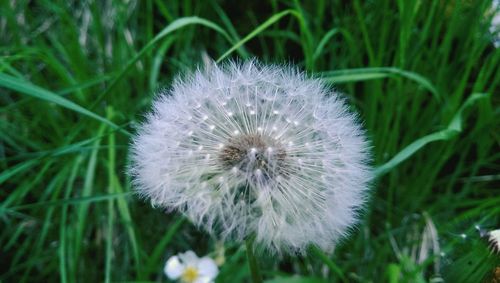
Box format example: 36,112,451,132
245,237,263,283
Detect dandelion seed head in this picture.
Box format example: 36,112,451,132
130,60,373,253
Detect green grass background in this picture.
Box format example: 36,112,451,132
1,0,499,282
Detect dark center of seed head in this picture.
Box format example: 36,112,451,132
219,134,287,180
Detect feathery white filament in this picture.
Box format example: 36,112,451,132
130,61,372,253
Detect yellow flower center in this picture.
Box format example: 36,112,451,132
181,266,199,283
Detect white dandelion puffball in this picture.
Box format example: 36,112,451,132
130,60,372,253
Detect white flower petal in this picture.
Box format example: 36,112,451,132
197,257,219,279
179,250,199,266
164,256,184,279
193,276,214,283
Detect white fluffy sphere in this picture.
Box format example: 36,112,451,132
130,61,372,253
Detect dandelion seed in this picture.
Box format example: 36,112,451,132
130,60,372,253
488,229,500,253
164,251,219,283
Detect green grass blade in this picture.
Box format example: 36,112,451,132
375,93,489,177
0,159,38,185
308,245,346,282
110,172,141,276
212,1,250,58
265,277,327,283
324,72,389,83
94,16,233,105
0,73,128,135
6,192,132,211
216,10,296,63
145,217,185,275
149,38,175,91
321,67,440,101
57,73,114,95
313,28,355,60
105,107,116,283
73,123,106,265
59,157,82,283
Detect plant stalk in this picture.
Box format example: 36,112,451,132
245,237,263,283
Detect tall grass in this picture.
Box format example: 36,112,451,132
1,0,499,282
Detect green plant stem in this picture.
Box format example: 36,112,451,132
245,238,263,283
309,245,346,282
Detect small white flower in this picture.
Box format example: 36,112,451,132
488,229,500,253
164,251,219,283
130,60,372,253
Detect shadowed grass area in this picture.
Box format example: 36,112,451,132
1,0,499,282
